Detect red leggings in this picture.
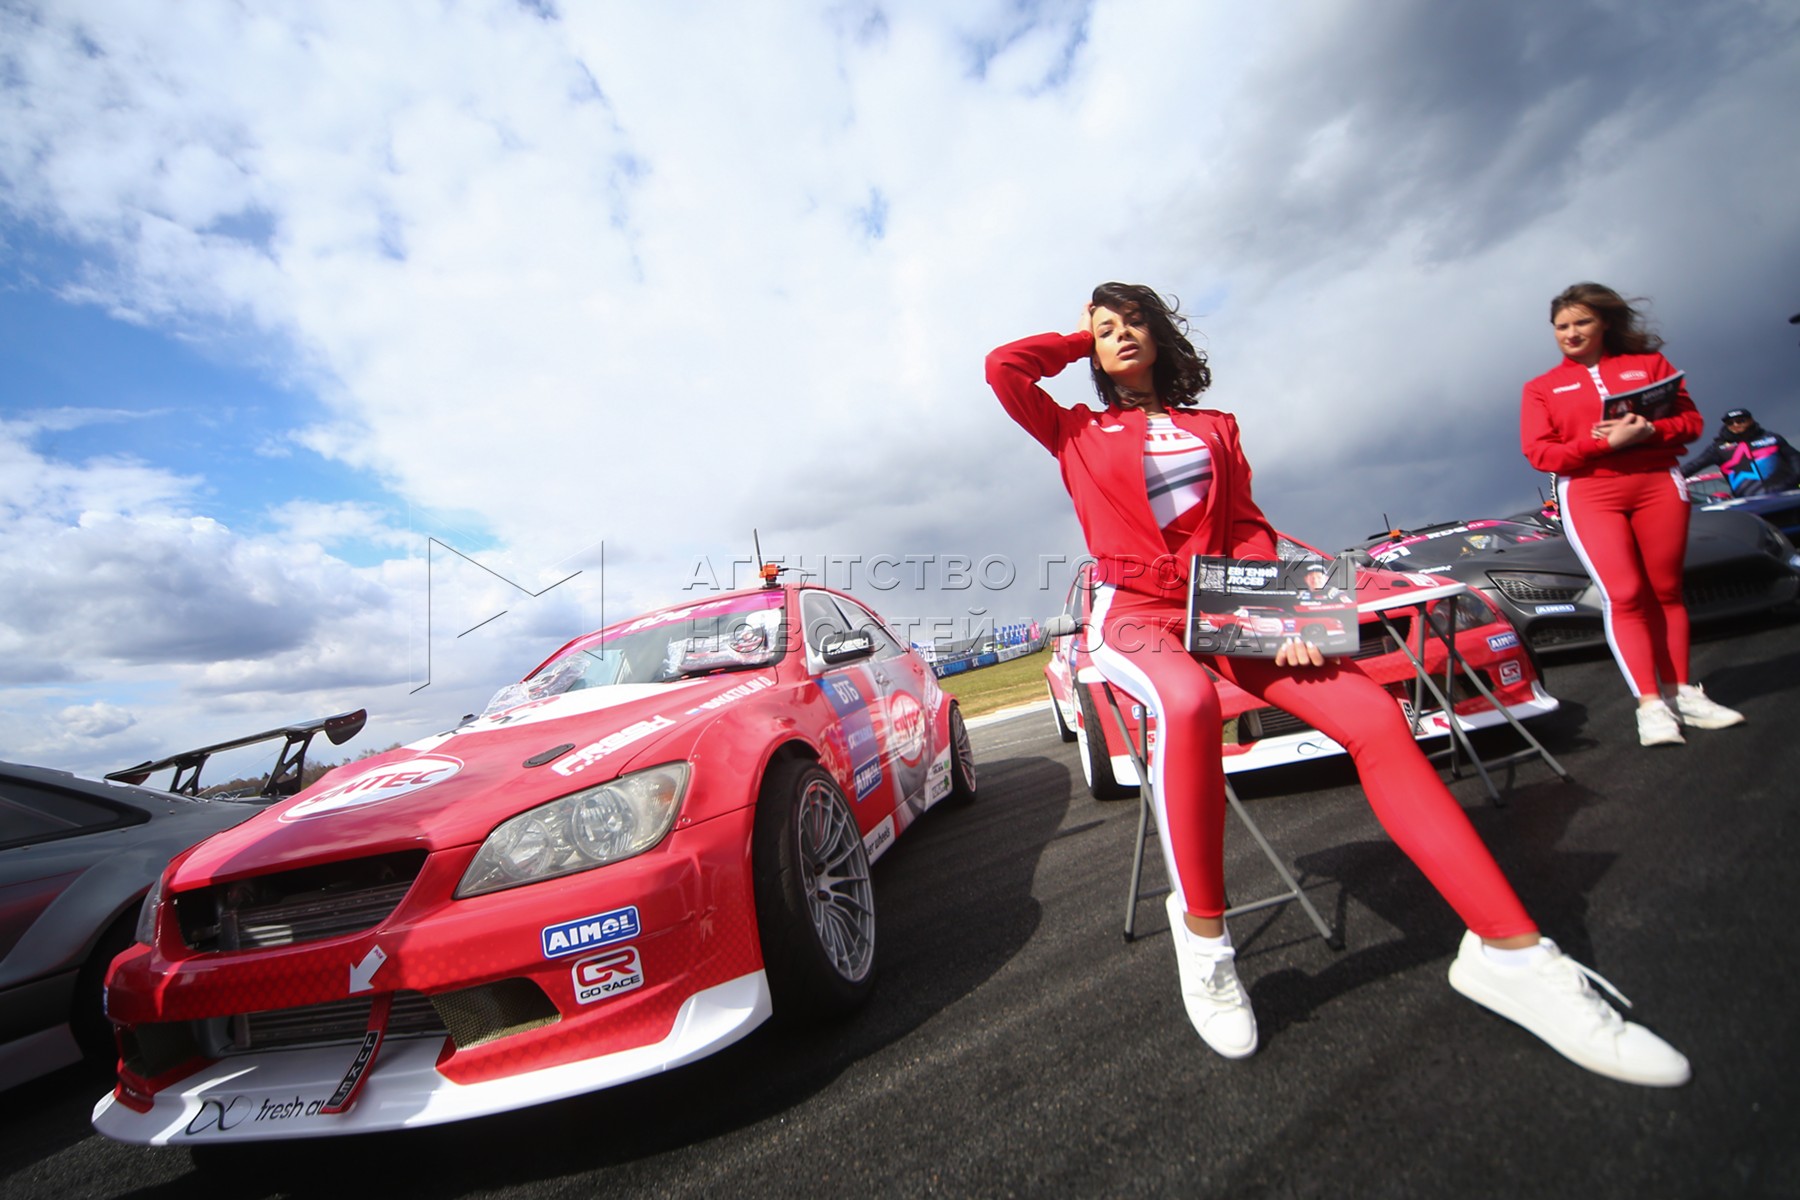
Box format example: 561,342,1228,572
1557,470,1690,698
1088,586,1536,939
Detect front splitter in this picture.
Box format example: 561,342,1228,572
93,971,771,1144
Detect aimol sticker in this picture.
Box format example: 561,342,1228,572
542,906,641,959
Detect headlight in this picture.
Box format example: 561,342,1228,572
1427,589,1498,634
135,873,165,946
1757,520,1796,560
455,762,690,898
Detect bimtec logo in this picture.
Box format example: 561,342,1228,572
279,756,464,822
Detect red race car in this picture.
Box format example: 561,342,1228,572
94,581,976,1144
1043,537,1558,798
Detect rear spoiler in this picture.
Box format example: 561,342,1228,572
106,710,367,799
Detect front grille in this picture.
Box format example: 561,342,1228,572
136,980,561,1067
1239,707,1315,740
175,850,427,952
232,990,447,1052
1490,575,1586,604
1527,618,1598,649
1353,617,1407,659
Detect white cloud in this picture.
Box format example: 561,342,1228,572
58,700,136,739
1,0,1798,773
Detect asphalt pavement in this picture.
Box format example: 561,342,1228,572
3,615,1796,1199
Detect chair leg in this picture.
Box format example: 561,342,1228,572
1124,785,1152,942
1102,682,1335,948
1223,782,1336,945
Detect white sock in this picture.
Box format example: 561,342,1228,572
1481,940,1552,968
1183,924,1232,955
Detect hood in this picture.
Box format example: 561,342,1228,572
1352,564,1464,603
169,673,774,886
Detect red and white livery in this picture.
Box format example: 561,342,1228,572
94,583,977,1143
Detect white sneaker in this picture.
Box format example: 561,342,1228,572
1636,700,1685,747
1166,894,1257,1058
1669,683,1745,730
1447,931,1690,1087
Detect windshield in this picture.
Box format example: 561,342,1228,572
481,593,787,717
1368,521,1553,562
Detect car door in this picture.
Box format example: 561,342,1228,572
800,591,930,817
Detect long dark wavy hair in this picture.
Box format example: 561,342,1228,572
1549,282,1664,356
1088,282,1212,409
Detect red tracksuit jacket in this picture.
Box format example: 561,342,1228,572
1520,351,1703,477
986,330,1278,603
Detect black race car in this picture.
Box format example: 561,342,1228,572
0,711,364,1091
1357,508,1800,655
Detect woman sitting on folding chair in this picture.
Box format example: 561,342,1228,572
985,282,1688,1087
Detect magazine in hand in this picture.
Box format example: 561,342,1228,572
1601,371,1684,421
1186,555,1360,658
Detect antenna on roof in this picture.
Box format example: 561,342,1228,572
753,529,782,588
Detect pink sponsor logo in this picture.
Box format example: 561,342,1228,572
280,755,464,822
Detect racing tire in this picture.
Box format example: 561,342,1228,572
947,703,979,805
1047,682,1077,743
1074,682,1134,801
72,914,135,1067
1302,623,1328,646
753,759,877,1022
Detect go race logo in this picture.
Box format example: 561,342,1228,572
572,946,645,1005
280,755,464,822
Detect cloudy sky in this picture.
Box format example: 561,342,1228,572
3,0,1797,777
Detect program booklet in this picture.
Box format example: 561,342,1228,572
1185,555,1360,658
1601,370,1684,421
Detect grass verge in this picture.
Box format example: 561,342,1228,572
937,648,1051,719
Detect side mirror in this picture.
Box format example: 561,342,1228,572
1044,613,1079,638
819,630,878,664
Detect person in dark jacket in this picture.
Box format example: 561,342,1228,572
1680,408,1800,496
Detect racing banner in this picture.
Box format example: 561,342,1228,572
1186,555,1359,658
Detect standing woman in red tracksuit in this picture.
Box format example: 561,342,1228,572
1520,282,1745,747
988,281,1688,1086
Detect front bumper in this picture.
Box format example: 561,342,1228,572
95,805,766,1141
92,972,770,1143
1221,681,1560,773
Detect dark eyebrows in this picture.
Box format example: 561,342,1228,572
1095,306,1143,334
